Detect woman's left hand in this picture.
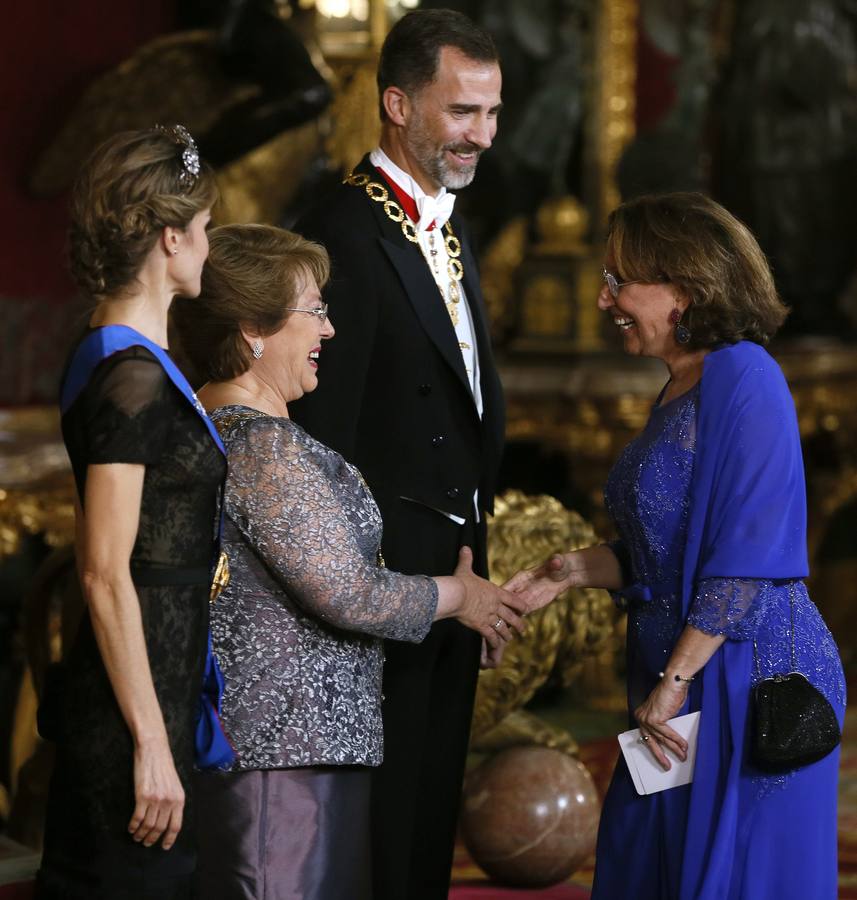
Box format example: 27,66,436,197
633,679,690,770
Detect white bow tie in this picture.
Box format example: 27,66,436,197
415,192,456,233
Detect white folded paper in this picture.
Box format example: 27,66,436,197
617,711,701,796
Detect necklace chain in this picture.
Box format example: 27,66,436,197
345,171,463,326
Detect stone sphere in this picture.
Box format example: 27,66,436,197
460,746,600,888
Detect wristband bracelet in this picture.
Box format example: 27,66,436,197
659,670,694,684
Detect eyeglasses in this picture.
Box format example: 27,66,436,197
602,268,639,298
283,302,329,323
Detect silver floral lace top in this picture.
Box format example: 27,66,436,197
210,406,438,769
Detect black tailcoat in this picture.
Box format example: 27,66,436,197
291,155,505,900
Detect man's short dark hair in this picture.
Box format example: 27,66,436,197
377,8,498,120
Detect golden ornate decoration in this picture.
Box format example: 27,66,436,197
479,217,529,341
0,408,75,561
471,490,618,754
0,483,76,561
216,121,323,225
325,57,381,174
534,195,590,256
589,0,637,228
521,275,573,338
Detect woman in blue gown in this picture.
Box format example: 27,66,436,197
508,192,845,899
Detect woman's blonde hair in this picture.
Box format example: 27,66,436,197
172,224,330,382
607,192,788,347
69,127,217,297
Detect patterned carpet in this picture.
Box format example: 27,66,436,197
451,701,857,899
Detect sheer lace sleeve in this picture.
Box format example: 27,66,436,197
86,350,173,464
687,577,772,639
224,416,437,642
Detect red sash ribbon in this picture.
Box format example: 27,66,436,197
376,167,437,231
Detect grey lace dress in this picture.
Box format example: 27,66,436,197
195,406,438,900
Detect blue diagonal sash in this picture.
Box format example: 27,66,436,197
62,325,234,770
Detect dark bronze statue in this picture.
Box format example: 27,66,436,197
714,0,857,336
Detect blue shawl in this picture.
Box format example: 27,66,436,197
679,340,807,897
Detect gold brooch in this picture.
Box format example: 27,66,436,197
210,550,230,602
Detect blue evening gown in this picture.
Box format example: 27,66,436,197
592,382,846,900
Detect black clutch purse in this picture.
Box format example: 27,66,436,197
749,585,841,772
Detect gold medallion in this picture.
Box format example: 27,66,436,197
384,200,404,223
366,182,389,202
210,550,230,603
444,229,461,259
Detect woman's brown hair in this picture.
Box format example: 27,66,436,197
172,224,330,382
607,192,788,347
69,127,217,297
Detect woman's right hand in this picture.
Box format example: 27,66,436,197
503,545,625,612
129,737,185,850
502,553,574,612
453,547,527,648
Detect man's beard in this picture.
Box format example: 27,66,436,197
406,119,482,190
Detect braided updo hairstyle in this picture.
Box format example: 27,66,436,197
69,127,217,297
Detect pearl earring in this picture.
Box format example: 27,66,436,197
252,340,264,359
172,249,178,255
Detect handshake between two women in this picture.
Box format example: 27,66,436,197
447,543,619,667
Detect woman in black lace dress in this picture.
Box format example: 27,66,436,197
36,127,220,900
172,224,536,899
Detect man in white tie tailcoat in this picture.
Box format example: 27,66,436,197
291,9,506,900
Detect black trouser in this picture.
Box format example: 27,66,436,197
371,503,485,900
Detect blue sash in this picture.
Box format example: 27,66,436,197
61,325,235,770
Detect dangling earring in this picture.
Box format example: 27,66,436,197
669,307,691,345
252,340,264,359
172,249,178,256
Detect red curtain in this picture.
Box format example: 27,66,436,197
0,2,175,300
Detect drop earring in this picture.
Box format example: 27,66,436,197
252,340,264,359
669,307,691,344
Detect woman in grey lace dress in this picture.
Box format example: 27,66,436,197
507,193,845,898
172,224,530,900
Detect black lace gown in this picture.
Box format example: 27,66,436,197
37,345,225,900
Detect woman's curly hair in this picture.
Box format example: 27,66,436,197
607,192,788,348
68,128,217,297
